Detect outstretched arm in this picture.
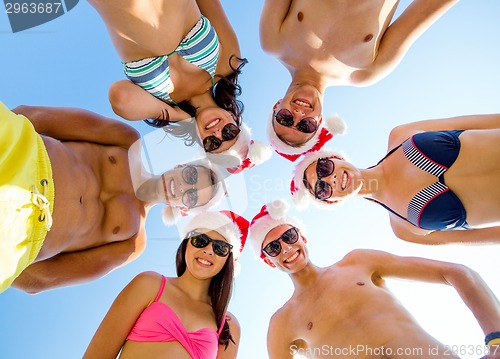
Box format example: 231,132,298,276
12,104,140,149
83,272,161,359
194,0,241,74
259,0,292,54
108,80,192,123
12,231,146,294
352,0,458,85
388,114,500,148
216,312,241,359
348,249,500,339
390,215,500,245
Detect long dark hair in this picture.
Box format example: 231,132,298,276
146,56,248,146
175,237,235,348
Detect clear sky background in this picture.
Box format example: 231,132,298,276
1,1,500,358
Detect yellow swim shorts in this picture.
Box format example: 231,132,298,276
0,102,54,293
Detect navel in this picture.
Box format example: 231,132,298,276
364,34,373,42
307,321,313,330
297,12,304,22
109,156,117,164
113,226,120,235
357,282,365,286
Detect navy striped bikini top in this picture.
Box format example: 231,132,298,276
368,130,468,231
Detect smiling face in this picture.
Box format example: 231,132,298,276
272,84,323,147
303,157,362,204
159,165,216,209
184,229,230,280
261,225,308,274
196,107,240,153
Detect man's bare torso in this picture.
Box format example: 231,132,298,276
35,137,146,261
274,263,452,358
273,0,399,83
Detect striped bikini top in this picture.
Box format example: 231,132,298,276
368,130,468,230
123,15,220,105
126,275,224,359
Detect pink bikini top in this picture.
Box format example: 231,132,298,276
126,275,224,359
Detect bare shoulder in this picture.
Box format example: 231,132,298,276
225,311,241,342
337,249,383,266
125,271,165,298
225,311,240,328
132,271,163,284
269,303,293,330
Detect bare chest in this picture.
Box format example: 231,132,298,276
278,0,398,76
39,140,144,258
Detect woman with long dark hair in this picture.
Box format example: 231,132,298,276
292,114,500,245
83,210,249,359
88,0,267,168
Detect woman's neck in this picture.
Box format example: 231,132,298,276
175,271,212,302
190,91,216,112
358,165,386,201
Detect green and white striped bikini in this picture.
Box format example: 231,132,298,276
122,16,220,105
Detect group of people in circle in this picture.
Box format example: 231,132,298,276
1,0,500,358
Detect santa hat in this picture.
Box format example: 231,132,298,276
267,113,347,162
205,122,272,172
180,210,249,263
291,150,346,210
248,199,305,262
162,163,227,226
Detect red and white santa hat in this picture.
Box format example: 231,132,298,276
290,149,346,210
180,210,249,261
267,113,347,162
205,122,272,173
248,199,305,260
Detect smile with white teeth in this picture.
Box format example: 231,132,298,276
197,258,212,266
205,118,221,130
341,172,348,190
294,99,312,108
169,179,175,198
284,250,299,263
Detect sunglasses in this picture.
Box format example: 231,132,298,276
181,165,200,208
189,232,233,257
203,123,240,152
262,227,299,257
162,166,201,208
273,109,318,134
303,158,335,201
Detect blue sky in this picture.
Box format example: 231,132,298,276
1,1,500,358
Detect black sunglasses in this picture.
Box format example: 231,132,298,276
273,109,318,134
162,166,201,208
189,232,233,257
180,165,200,208
262,227,299,257
303,158,335,201
203,123,240,152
